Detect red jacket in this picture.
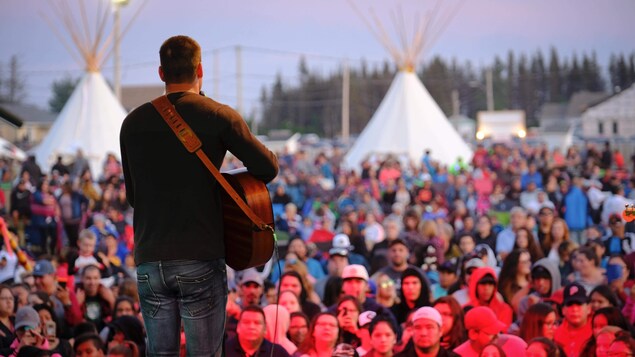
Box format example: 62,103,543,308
465,266,513,332
554,318,592,357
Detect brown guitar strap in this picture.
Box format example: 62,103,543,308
151,95,271,232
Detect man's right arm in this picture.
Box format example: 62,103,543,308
217,106,278,183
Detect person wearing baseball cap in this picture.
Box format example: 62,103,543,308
395,306,459,357
225,269,266,339
2,306,50,354
331,265,398,337
355,310,376,356
238,269,264,309
431,260,459,300
32,259,83,328
315,246,349,303
454,306,526,357
554,282,592,357
330,233,371,271
374,237,417,296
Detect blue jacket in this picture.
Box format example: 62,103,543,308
57,192,88,220
521,172,543,190
563,186,589,230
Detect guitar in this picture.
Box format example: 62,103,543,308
151,96,275,271
221,168,275,271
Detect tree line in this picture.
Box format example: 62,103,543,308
259,49,635,137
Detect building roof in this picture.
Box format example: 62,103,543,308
120,85,164,112
584,84,635,118
538,91,607,133
0,102,56,126
566,91,608,118
539,103,568,121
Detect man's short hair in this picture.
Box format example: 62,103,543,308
240,305,266,322
159,36,201,84
510,206,526,216
74,333,106,353
81,264,101,277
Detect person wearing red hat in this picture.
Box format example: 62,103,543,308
453,306,525,357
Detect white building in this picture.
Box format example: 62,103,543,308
582,84,635,139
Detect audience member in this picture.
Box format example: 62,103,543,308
225,305,291,357
554,282,592,356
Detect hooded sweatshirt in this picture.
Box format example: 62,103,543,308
391,267,431,325
466,267,513,331
515,258,562,322
263,304,296,355
475,244,500,275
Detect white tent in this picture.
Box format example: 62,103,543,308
33,72,127,178
343,1,472,170
32,0,142,178
344,71,472,169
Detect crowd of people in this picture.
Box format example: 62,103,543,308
0,139,633,356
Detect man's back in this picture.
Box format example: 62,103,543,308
120,92,278,265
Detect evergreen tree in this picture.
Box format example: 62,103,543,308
507,51,516,109
492,56,507,110
581,52,604,92
616,54,629,91
421,56,452,116
48,75,78,113
517,54,536,124
531,50,547,121
566,54,583,97
548,47,562,102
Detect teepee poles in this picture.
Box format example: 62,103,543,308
348,0,464,72
40,0,147,73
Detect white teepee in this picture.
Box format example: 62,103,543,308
343,1,472,170
33,0,142,179
34,72,127,179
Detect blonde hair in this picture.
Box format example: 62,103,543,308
78,229,97,243
421,220,438,239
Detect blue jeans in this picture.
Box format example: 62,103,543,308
137,259,227,356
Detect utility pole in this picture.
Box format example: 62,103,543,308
486,67,494,111
235,46,243,115
451,89,460,116
112,0,129,102
341,61,350,142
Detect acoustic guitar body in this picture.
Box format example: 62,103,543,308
221,168,275,270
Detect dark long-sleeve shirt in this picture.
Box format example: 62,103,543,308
120,92,278,265
225,337,290,357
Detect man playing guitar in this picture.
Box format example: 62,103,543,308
120,35,278,356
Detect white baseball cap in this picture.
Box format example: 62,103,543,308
341,264,369,282
412,306,442,327
332,234,351,249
